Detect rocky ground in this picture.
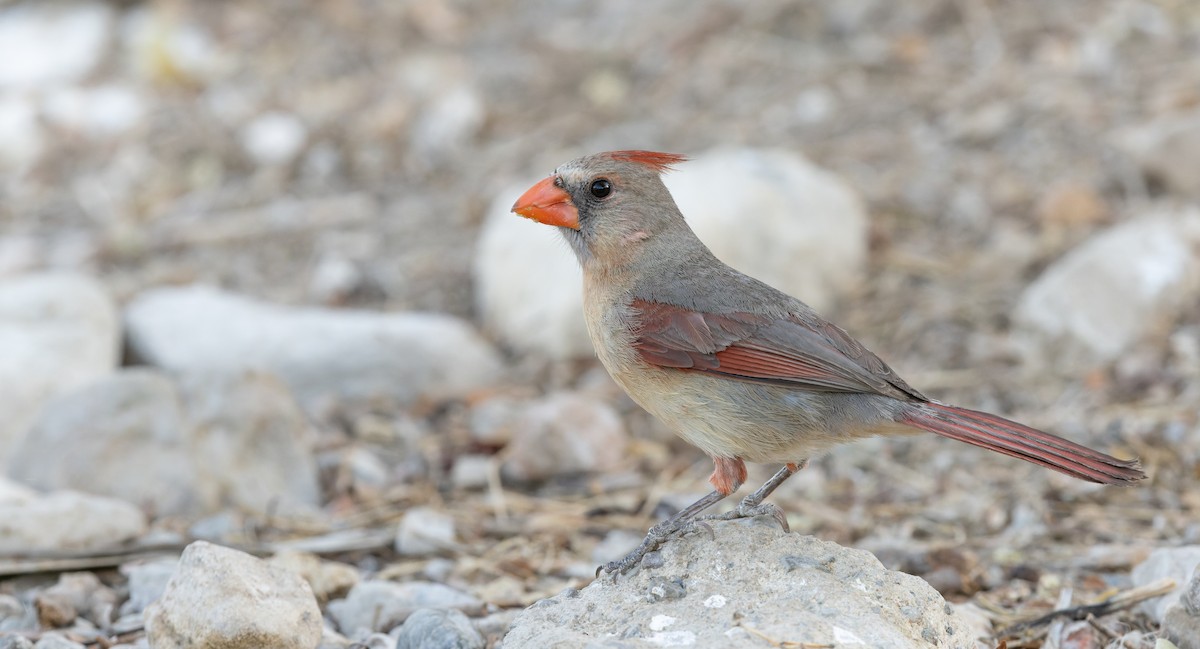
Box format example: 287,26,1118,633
2,1,1200,648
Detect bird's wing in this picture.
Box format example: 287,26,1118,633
630,299,926,401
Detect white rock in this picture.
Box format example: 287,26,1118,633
0,273,119,463
390,608,483,649
32,636,85,649
180,371,321,515
121,8,221,85
241,111,308,166
124,285,503,406
449,454,491,490
473,148,869,359
1132,546,1200,622
42,85,145,136
411,85,484,162
0,491,145,553
1016,210,1200,364
0,96,44,169
120,559,179,615
0,2,113,89
501,392,628,482
144,541,323,649
503,521,970,648
327,581,481,635
395,507,456,556
7,369,201,515
0,476,36,505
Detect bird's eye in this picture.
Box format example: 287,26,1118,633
590,178,612,198
553,176,565,189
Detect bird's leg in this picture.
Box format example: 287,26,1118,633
599,457,745,576
696,459,808,531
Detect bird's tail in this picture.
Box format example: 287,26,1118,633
897,402,1145,484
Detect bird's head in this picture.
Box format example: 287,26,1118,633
511,150,690,266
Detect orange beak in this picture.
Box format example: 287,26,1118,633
511,176,579,230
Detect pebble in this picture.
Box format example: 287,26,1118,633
390,608,484,649
144,541,323,649
34,572,116,628
0,491,145,553
473,148,869,359
1132,546,1200,622
266,551,360,602
0,96,43,169
241,111,308,166
1163,566,1200,649
0,273,119,464
1113,110,1200,198
326,581,481,635
395,507,457,556
449,454,491,490
31,636,84,649
119,559,178,615
124,285,503,406
501,392,628,482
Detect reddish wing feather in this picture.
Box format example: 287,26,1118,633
608,150,689,173
630,299,923,400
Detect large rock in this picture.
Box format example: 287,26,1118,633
144,541,323,649
1016,210,1200,366
474,148,868,359
0,491,145,554
0,273,119,463
503,519,971,648
125,285,503,406
7,369,321,516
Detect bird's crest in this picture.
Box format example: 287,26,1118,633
607,150,688,173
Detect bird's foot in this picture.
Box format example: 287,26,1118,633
598,516,707,577
695,499,789,532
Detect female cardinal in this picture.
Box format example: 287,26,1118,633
511,150,1145,575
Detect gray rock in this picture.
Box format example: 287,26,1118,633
395,507,456,556
327,581,482,635
1132,546,1200,622
501,392,628,482
391,608,484,649
120,559,179,615
125,285,502,406
7,370,200,516
31,636,84,649
1016,210,1200,366
1164,565,1200,649
1113,111,1200,198
0,273,119,463
34,572,117,627
0,491,145,553
0,636,33,649
503,519,970,648
473,148,868,359
180,372,321,515
0,593,31,631
144,541,322,649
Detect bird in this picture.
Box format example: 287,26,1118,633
510,150,1145,576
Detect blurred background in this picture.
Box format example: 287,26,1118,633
1,0,1198,647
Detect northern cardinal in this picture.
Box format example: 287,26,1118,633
511,150,1145,575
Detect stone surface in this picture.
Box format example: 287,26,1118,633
501,392,628,482
0,491,146,553
391,608,484,649
180,371,321,515
1016,210,1200,365
125,285,503,406
395,507,457,556
0,273,119,463
144,541,323,649
31,636,84,649
473,148,869,359
327,581,482,635
1132,546,1200,622
1163,565,1200,649
7,370,200,515
502,519,971,648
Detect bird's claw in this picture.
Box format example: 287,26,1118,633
597,517,707,577
696,501,789,532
